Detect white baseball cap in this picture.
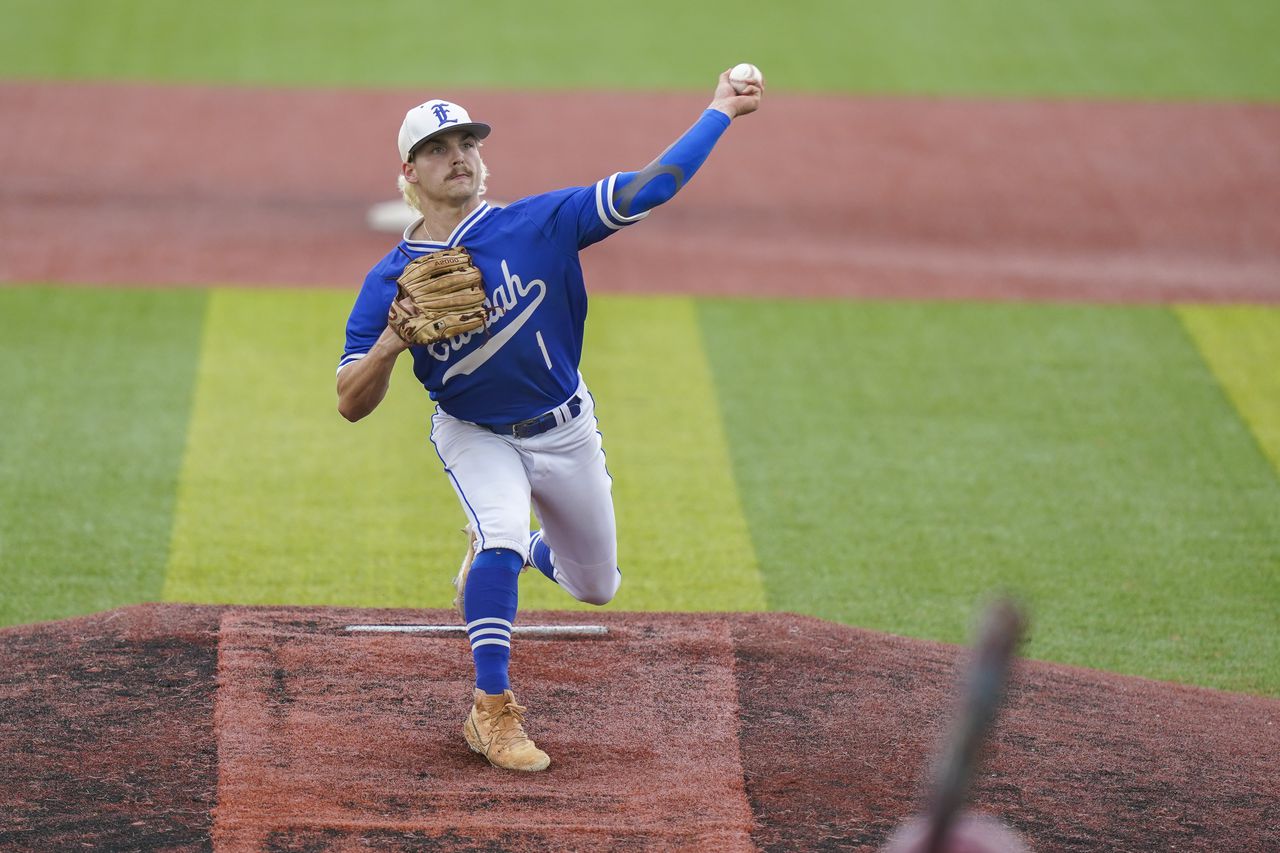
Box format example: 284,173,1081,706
398,99,492,163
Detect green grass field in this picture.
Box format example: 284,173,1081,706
3,0,1278,99
2,289,1277,695
3,2,1278,698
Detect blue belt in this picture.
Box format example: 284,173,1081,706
484,395,583,439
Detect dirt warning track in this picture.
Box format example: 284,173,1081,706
2,604,1277,850
2,81,1278,303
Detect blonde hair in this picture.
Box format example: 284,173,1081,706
398,151,489,214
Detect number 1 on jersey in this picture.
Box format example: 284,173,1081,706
535,331,553,370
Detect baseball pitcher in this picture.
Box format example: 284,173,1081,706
336,69,763,771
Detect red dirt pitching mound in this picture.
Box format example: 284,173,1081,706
2,605,1278,851
0,605,220,849
215,608,753,849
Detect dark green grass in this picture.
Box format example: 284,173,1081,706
700,299,1280,695
3,0,1277,100
0,287,205,625
3,288,1277,696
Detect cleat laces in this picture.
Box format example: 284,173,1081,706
487,697,534,754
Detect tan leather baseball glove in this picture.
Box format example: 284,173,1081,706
387,247,489,345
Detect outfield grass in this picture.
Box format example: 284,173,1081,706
3,0,1278,100
527,296,765,613
0,287,205,625
162,290,764,614
161,289,451,608
1177,306,1280,475
698,299,1280,695
2,288,1277,696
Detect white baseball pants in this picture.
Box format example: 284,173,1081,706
428,382,620,605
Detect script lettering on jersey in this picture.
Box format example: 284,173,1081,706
435,259,547,383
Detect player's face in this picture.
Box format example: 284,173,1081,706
406,130,484,206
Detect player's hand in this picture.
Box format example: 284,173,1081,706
709,69,763,120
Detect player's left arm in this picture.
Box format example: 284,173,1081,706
337,325,409,422
609,68,763,219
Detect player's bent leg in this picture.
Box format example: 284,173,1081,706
527,529,619,604
556,560,621,606
529,508,620,604
525,529,556,581
525,390,621,605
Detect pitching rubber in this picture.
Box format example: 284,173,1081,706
344,624,608,636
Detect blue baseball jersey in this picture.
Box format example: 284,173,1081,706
341,175,648,425
340,108,732,426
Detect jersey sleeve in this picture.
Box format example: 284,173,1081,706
512,178,650,253
610,108,731,217
521,108,734,252
338,265,397,375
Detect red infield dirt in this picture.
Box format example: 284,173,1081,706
2,604,1277,851
2,81,1278,303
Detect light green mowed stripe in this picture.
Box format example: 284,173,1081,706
0,286,204,627
521,296,765,612
702,300,1280,695
162,290,763,612
162,288,458,607
1176,305,1280,476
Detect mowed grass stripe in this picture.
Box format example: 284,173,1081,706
0,286,204,627
700,300,1280,695
521,296,765,612
163,290,763,612
2,0,1277,100
162,288,453,607
1176,305,1280,476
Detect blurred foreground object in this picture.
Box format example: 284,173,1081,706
881,598,1032,853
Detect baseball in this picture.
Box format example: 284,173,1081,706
729,62,763,94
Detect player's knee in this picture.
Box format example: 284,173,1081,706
576,568,621,606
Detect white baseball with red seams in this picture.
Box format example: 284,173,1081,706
729,63,763,93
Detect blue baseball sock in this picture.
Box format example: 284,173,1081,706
527,530,557,583
464,547,522,695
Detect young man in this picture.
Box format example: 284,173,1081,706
336,69,763,771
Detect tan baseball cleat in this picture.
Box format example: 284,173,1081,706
451,526,478,622
463,689,551,772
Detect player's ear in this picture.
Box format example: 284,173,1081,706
401,161,419,184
